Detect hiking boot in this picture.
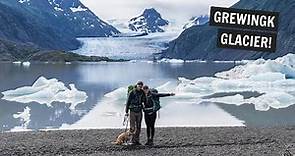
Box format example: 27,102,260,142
145,139,151,145
132,141,142,146
149,139,154,146
145,139,153,146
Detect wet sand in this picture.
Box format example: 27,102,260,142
0,127,294,156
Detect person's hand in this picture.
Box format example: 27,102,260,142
170,93,175,96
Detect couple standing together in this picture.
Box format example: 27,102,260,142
125,81,175,146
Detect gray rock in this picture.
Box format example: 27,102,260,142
0,127,294,155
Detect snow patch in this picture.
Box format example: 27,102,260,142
18,0,30,4
70,6,87,13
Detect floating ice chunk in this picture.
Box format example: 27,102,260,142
1,76,87,109
61,87,127,129
249,72,285,81
13,106,31,122
11,106,31,132
104,87,126,100
12,61,22,64
175,54,295,111
158,58,184,64
156,81,177,92
246,92,295,111
22,62,30,67
275,53,295,67
216,54,295,79
203,94,245,106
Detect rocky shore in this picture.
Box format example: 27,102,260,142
0,127,294,156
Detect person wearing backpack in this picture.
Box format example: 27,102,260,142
142,85,175,146
125,81,146,145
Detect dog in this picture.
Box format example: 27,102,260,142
112,130,133,145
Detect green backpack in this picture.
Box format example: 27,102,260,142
127,85,136,96
150,89,161,112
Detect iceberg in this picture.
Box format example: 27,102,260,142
180,53,295,111
1,76,88,110
22,62,31,67
11,106,31,132
215,54,295,79
158,58,185,64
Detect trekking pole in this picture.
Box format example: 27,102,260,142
123,114,127,126
124,115,129,132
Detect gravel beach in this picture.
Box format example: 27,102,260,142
0,127,294,156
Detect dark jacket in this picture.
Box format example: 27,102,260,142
145,92,171,109
126,89,146,113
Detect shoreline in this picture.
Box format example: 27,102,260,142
1,127,294,155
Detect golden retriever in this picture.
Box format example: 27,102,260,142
112,130,132,145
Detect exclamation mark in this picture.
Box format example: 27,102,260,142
268,37,272,49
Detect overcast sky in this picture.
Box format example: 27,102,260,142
81,0,238,23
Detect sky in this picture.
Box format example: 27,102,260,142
81,0,238,24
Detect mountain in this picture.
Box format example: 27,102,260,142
128,8,169,33
17,0,120,37
183,15,209,29
0,0,120,51
162,0,295,61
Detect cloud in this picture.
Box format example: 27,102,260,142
81,0,238,23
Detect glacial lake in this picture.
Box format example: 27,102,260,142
0,61,295,132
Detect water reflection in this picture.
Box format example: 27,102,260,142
0,62,235,131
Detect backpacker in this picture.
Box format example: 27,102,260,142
127,85,143,112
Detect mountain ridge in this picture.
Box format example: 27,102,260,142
128,8,169,33
162,0,295,61
0,0,120,51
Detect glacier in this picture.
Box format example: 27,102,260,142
1,76,88,110
73,19,182,60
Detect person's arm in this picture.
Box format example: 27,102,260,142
154,92,175,98
125,92,133,113
142,91,147,108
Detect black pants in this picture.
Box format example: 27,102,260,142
144,112,157,140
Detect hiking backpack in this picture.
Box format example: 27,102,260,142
127,85,136,96
150,88,161,112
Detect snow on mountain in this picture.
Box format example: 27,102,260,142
18,0,30,4
70,5,87,13
128,8,169,33
183,15,209,29
16,0,120,37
